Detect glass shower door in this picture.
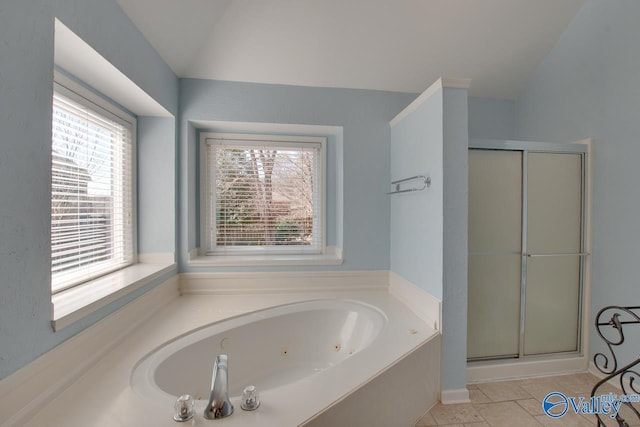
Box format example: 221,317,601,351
468,144,586,361
523,152,584,355
467,149,523,359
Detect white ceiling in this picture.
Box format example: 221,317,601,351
117,0,584,99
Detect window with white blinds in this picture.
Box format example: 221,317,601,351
201,134,325,255
51,82,135,293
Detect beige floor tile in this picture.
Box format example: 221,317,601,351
594,415,633,427
514,375,558,389
535,407,596,427
590,416,617,427
414,412,437,427
533,411,594,426
551,373,621,401
553,373,601,394
476,380,534,402
474,401,543,427
428,403,484,425
420,374,640,427
517,398,544,416
469,389,492,404
538,373,603,399
591,381,625,396
594,415,640,427
615,403,640,426
514,377,562,402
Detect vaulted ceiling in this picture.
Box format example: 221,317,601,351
116,0,584,99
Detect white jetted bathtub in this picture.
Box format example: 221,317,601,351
132,299,385,400
131,297,440,426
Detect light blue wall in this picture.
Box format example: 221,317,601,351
442,87,469,392
4,0,609,389
389,85,469,392
514,0,640,366
179,78,416,272
390,89,444,299
0,0,178,379
469,97,515,140
137,117,176,254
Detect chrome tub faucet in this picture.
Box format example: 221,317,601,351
204,354,234,420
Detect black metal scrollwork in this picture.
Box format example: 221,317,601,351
592,306,640,426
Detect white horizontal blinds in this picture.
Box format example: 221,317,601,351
51,86,134,293
207,139,321,254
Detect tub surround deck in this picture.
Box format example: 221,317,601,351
8,275,440,427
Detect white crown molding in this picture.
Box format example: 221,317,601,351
390,77,472,128
180,270,389,294
440,77,473,89
0,276,179,427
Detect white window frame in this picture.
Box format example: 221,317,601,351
51,77,137,293
200,132,327,258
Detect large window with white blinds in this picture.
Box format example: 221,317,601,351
51,81,135,293
201,133,325,255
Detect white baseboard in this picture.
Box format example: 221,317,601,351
441,388,471,404
467,355,588,384
0,275,179,427
388,272,441,331
179,270,390,294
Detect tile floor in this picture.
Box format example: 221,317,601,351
414,373,640,427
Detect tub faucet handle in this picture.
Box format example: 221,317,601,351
173,394,195,422
204,354,234,419
241,385,260,411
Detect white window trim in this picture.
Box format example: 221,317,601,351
195,132,342,266
51,71,175,330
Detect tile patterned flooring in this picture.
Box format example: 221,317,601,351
414,373,640,427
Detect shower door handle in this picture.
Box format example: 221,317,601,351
525,253,590,257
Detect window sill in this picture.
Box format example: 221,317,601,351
51,255,176,331
187,247,343,267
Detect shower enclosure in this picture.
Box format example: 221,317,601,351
467,140,588,361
